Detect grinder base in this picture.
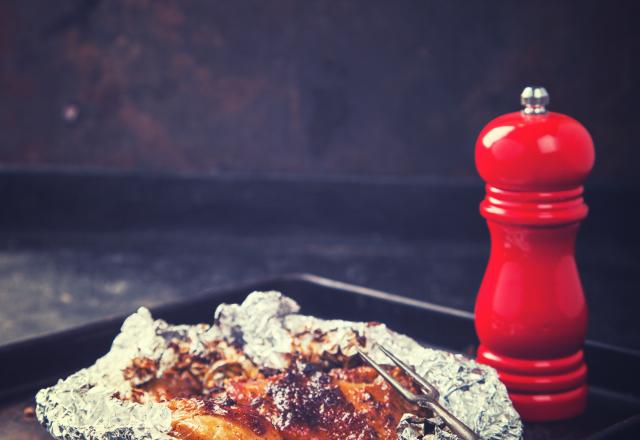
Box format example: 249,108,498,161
477,345,588,421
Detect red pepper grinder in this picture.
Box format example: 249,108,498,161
474,86,595,421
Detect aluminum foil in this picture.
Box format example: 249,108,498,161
37,291,523,439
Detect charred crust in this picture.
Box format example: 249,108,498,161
122,357,158,384
259,366,279,377
262,363,378,438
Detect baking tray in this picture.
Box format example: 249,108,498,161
1,274,639,439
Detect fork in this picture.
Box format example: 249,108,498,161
357,345,480,440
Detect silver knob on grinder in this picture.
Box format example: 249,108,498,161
521,86,549,115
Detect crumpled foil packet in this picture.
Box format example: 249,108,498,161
36,291,523,439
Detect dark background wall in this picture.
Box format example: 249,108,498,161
0,0,638,181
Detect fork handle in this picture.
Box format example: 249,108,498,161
426,401,480,440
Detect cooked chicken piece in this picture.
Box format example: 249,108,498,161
169,398,282,440
163,365,420,440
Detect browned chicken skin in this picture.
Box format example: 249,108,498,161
145,364,420,439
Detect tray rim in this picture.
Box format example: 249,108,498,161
2,273,637,359
0,273,639,439
1,273,639,402
0,273,475,353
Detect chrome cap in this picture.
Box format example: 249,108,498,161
521,86,549,115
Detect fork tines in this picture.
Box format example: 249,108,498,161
355,346,419,403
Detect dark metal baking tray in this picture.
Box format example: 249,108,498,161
1,274,638,439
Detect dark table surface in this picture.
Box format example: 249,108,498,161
0,170,638,351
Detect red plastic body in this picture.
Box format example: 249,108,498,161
474,110,595,421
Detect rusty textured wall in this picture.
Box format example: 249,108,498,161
0,0,638,180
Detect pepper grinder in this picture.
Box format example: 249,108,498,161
474,87,595,421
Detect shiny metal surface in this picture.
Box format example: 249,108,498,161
521,86,549,114
358,345,480,440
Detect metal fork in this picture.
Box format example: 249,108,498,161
357,345,480,440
